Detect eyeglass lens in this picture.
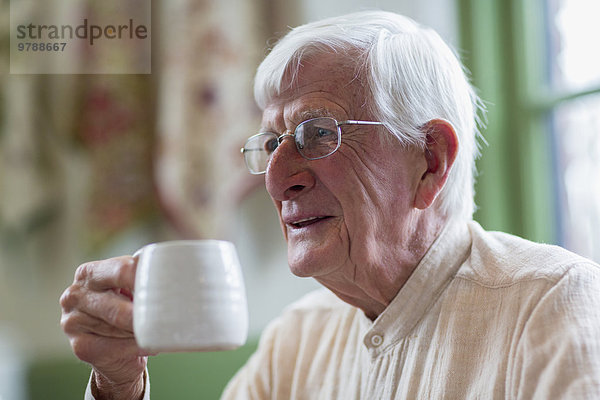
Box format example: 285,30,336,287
243,117,341,173
296,118,340,158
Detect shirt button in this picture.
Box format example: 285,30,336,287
370,334,383,347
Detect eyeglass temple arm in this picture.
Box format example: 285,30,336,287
241,121,383,153
337,120,385,126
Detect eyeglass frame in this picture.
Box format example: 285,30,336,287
240,117,385,175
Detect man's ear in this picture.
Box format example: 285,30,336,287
413,119,459,210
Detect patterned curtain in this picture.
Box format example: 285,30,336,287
154,0,265,238
0,0,272,256
0,0,276,355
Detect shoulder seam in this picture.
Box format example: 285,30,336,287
455,260,599,290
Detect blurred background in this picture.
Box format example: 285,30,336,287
0,0,598,398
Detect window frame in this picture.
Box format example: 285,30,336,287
458,0,600,243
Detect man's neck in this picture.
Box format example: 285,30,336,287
316,212,448,320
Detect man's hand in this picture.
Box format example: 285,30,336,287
60,256,148,400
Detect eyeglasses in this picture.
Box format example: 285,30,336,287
241,117,384,174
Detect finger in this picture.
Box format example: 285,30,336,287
79,290,134,332
75,256,137,292
62,308,134,339
116,288,134,301
61,284,134,332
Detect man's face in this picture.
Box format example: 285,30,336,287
262,54,426,284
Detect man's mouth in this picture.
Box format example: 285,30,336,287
289,216,330,229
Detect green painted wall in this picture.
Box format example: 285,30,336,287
458,0,556,243
27,340,257,400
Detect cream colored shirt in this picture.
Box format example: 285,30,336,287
221,221,600,399
86,221,600,399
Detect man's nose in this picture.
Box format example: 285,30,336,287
265,134,315,201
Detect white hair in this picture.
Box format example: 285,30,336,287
254,10,485,221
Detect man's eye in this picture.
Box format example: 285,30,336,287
264,139,278,153
317,128,335,137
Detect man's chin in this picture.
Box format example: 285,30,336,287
286,238,344,278
287,252,337,278
288,262,317,278
287,254,323,278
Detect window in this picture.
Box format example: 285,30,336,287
547,0,600,261
459,0,600,261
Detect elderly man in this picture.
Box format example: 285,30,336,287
60,10,600,399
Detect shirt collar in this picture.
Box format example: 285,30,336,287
361,221,472,353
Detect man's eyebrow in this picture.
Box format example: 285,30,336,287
297,108,336,121
259,108,337,132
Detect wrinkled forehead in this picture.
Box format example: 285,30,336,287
274,51,368,104
261,53,371,124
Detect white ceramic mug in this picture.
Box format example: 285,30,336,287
133,240,248,352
